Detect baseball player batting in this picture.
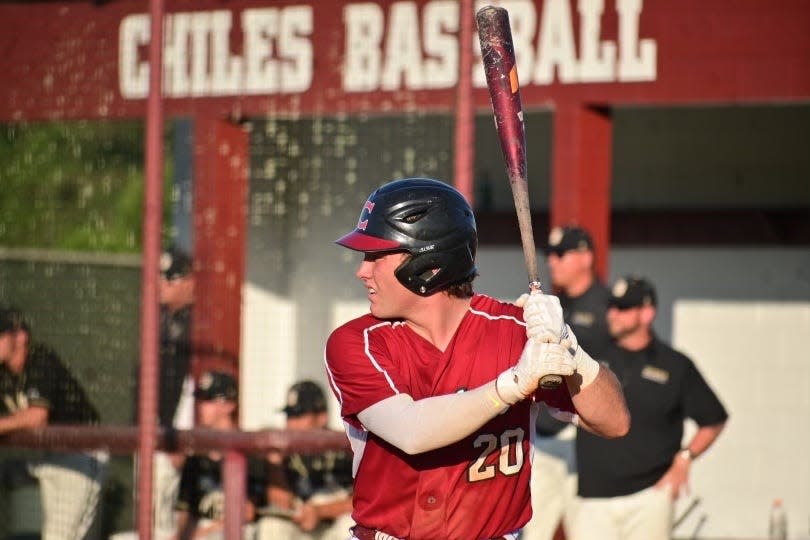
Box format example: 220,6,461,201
325,178,629,539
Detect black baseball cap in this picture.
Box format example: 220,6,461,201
160,246,192,280
281,380,327,417
194,371,238,401
608,276,657,309
545,225,593,256
0,305,28,334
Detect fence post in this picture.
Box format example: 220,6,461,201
223,450,247,540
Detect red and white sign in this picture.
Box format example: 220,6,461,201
1,0,808,121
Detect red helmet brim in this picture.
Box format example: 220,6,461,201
335,230,402,252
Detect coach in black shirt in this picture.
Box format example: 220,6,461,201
575,276,728,540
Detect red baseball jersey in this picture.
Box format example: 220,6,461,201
325,294,575,540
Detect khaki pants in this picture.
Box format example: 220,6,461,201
574,485,673,540
521,426,579,540
153,451,184,537
28,451,108,540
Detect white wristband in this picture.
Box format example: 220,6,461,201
574,347,600,388
496,368,525,405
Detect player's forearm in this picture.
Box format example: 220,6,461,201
569,366,630,438
0,407,49,434
683,422,726,459
357,381,508,455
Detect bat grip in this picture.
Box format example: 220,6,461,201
527,290,562,389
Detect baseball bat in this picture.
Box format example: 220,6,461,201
476,5,561,389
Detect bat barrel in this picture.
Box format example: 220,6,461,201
476,6,527,184
477,5,537,285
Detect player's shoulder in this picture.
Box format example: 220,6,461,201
588,281,612,301
651,336,691,364
669,348,700,377
27,343,62,365
24,343,70,378
329,312,398,336
326,313,403,349
469,293,523,321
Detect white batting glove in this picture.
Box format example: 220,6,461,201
496,341,576,405
514,293,530,307
523,292,567,343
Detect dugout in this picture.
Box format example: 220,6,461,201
1,1,809,538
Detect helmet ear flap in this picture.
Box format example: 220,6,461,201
395,254,442,296
394,242,476,297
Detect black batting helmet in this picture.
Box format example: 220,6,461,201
336,178,478,296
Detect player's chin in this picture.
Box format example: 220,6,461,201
369,301,394,320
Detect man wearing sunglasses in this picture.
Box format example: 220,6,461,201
574,276,728,540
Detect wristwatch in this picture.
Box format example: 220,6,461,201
678,448,694,462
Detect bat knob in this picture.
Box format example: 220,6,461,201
528,280,543,293
539,374,563,389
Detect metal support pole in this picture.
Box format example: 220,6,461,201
137,0,165,537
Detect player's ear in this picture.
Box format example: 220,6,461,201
15,329,29,346
582,249,595,270
640,305,656,325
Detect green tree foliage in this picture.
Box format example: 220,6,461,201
0,121,171,252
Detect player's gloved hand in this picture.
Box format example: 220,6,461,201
515,294,599,388
522,292,567,343
513,293,530,307
496,340,576,405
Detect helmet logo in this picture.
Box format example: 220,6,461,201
357,200,375,230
